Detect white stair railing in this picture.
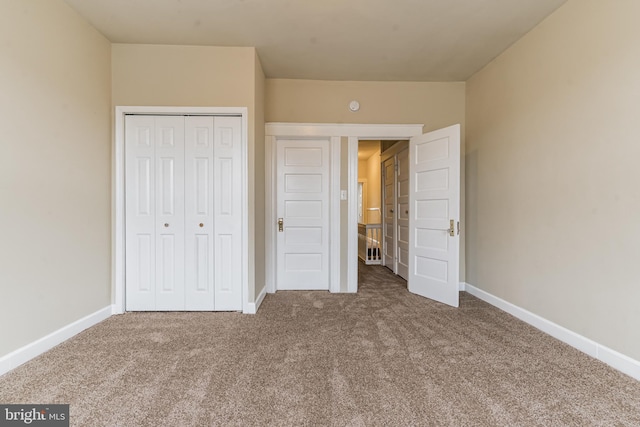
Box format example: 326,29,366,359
358,223,382,265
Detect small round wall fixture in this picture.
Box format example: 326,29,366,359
349,100,360,112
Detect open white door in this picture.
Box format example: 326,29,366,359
408,124,460,307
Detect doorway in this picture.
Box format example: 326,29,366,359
348,125,461,307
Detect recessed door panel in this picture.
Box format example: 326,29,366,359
195,234,210,291
194,158,210,216
136,158,152,216
136,234,153,292
285,174,322,193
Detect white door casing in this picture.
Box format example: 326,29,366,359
276,139,331,290
383,157,396,272
408,124,460,307
396,147,410,280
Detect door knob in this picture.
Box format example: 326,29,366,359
199,223,204,228
164,223,169,228
278,218,284,232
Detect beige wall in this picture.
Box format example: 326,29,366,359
358,159,368,181
253,53,266,300
112,45,255,109
0,0,112,357
466,0,640,360
357,149,382,224
267,79,466,287
366,149,382,224
112,44,266,303
266,80,465,132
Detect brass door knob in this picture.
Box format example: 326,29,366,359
199,223,204,228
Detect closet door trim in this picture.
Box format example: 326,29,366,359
114,106,249,314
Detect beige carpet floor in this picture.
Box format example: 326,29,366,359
1,264,639,426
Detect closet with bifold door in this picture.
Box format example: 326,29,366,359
124,114,243,311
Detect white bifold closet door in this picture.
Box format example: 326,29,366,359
125,115,242,311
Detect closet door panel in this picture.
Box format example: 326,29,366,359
213,116,243,311
155,116,186,310
185,117,215,310
125,116,156,310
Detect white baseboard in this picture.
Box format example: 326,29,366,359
0,305,114,377
464,283,640,381
244,286,267,314
458,282,466,291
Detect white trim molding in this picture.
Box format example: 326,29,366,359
330,136,341,293
266,123,423,138
245,286,267,315
344,125,424,293
0,306,114,376
464,283,640,381
347,137,359,293
114,106,250,314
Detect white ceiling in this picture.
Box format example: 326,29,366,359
64,0,567,81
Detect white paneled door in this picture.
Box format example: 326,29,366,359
125,115,243,311
408,124,460,307
396,148,409,280
276,139,330,290
383,157,396,272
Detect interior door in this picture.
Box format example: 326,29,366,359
383,157,396,272
125,115,185,311
396,148,409,280
408,124,460,307
276,139,330,290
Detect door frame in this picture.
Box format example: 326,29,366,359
265,123,423,294
265,130,341,293
114,106,249,314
